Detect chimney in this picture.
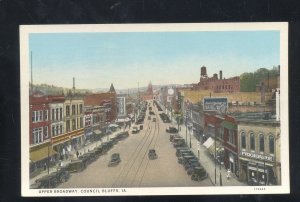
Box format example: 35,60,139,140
219,70,222,80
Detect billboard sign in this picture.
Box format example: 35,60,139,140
203,97,228,113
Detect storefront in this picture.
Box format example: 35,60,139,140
30,142,57,177
239,152,277,185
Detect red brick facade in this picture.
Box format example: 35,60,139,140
84,93,117,123
29,95,50,145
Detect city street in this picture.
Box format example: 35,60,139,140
58,101,212,188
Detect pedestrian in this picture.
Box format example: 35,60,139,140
227,169,231,180
43,163,47,171
76,151,79,158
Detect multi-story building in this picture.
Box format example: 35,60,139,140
84,105,106,142
84,84,117,123
51,93,84,154
203,113,224,158
237,119,281,185
29,94,56,174
220,115,238,176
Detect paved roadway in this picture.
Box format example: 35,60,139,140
58,100,212,188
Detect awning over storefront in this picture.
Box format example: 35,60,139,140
93,130,101,135
30,146,57,162
221,121,237,130
116,118,130,122
203,137,214,149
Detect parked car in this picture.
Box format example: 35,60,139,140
166,127,178,133
35,172,59,188
177,149,195,158
108,153,121,166
187,166,204,175
67,159,85,173
191,167,208,181
170,134,181,142
132,126,139,134
184,159,201,170
148,149,158,160
175,148,191,157
178,155,197,164
173,138,186,147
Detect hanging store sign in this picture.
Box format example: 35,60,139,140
241,151,274,162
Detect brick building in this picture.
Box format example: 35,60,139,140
193,66,240,93
84,84,117,123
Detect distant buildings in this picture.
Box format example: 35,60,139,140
193,66,240,93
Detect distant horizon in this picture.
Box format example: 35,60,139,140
29,31,279,89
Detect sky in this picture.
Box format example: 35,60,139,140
29,31,279,90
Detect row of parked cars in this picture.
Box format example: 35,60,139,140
169,134,208,182
159,113,171,123
153,100,163,111
31,131,129,189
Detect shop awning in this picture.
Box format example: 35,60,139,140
221,121,237,130
30,146,57,162
93,130,101,135
203,137,214,149
108,124,119,128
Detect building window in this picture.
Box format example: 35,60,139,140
250,133,255,151
32,128,43,144
44,110,48,121
269,135,275,154
72,119,76,131
56,108,59,121
207,125,215,136
60,125,63,134
32,111,36,122
219,127,224,139
52,126,55,136
259,134,265,153
80,104,83,114
60,108,62,120
76,104,79,114
44,126,48,138
80,117,83,128
56,125,59,135
66,105,70,116
72,105,76,115
66,120,70,132
52,109,55,121
39,110,43,121
241,132,246,149
228,130,235,145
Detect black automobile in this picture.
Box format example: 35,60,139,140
55,167,71,183
67,159,85,173
148,149,158,160
175,148,192,157
187,166,204,175
166,127,178,133
184,159,201,170
35,172,59,189
169,134,181,142
191,167,208,181
108,153,121,166
177,150,195,158
178,155,197,164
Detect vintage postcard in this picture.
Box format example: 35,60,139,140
20,23,289,196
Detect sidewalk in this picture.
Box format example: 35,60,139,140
170,118,246,186
30,127,130,185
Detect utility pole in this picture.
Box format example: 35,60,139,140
30,51,33,92
215,131,217,185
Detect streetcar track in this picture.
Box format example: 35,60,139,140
111,108,153,187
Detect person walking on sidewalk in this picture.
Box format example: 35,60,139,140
76,150,79,159
227,169,231,180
